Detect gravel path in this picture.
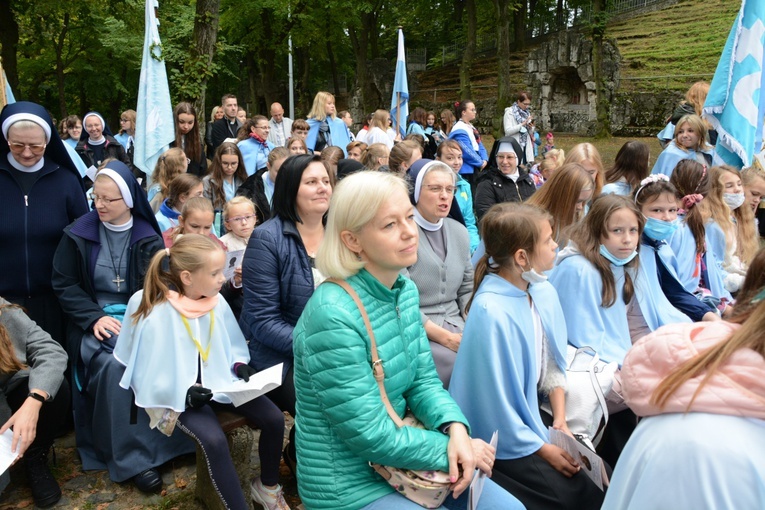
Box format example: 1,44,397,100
0,417,301,510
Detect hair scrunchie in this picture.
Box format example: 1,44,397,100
681,193,704,209
165,248,171,257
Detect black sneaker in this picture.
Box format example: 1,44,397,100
23,447,62,508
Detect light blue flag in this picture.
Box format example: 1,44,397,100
134,0,175,185
703,0,765,169
3,71,15,105
390,29,409,140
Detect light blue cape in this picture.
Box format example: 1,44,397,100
449,275,567,459
114,291,251,412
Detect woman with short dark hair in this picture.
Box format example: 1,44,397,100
240,153,332,468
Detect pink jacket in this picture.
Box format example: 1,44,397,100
621,321,765,419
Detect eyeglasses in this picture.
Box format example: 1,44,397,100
226,214,256,223
425,185,457,195
91,194,124,205
120,118,129,122
8,142,46,155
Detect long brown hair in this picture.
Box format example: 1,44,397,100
527,163,594,246
167,173,203,210
568,194,644,307
174,102,202,165
0,303,28,374
670,159,709,255
132,235,223,321
605,141,650,192
652,247,765,410
468,203,552,312
207,142,247,210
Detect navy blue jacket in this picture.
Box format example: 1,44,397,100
642,235,715,322
239,215,315,378
0,158,88,298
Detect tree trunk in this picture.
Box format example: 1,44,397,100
54,13,70,118
0,0,20,93
186,0,221,124
512,0,526,49
495,0,513,114
591,0,610,138
459,0,476,99
556,0,564,29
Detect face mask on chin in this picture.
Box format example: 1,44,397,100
599,244,638,266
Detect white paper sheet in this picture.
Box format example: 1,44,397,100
0,429,21,476
223,249,245,281
468,430,498,510
214,362,283,407
548,427,608,490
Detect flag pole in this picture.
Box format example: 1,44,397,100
396,26,402,138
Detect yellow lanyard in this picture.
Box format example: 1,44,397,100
181,311,214,365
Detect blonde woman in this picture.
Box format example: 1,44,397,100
292,170,522,510
365,109,396,149
305,91,351,155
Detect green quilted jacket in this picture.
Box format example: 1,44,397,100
293,269,470,510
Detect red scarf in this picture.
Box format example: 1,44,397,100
249,132,269,150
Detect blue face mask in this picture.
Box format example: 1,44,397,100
643,216,679,241
599,244,638,266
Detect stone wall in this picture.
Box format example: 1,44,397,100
610,90,685,136
525,30,621,135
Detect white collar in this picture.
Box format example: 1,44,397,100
88,137,106,145
414,207,444,231
102,215,134,232
7,153,44,173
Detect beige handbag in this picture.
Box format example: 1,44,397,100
326,279,453,509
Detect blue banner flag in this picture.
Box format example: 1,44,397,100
134,0,175,183
2,70,15,106
390,29,409,140
703,0,765,169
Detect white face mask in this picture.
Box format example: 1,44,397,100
521,267,548,285
723,192,745,211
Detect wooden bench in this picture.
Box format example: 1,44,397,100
195,411,255,510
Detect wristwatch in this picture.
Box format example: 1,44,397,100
27,392,46,403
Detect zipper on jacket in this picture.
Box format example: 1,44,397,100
24,195,31,296
395,306,401,319
513,182,521,202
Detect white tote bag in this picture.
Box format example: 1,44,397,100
542,345,618,447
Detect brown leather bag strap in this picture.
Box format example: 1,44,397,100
325,278,405,427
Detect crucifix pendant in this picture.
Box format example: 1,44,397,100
113,274,125,292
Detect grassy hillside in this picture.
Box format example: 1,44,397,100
412,0,740,99
612,0,740,91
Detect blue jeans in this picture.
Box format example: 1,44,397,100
359,479,525,510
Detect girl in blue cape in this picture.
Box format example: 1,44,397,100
651,114,713,178
305,91,351,156
633,175,719,322
668,160,733,316
550,194,689,467
450,202,605,510
113,234,288,510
